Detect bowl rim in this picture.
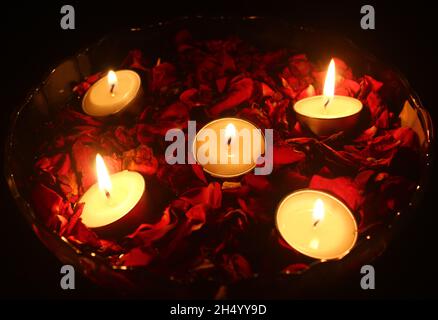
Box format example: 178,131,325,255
3,15,435,285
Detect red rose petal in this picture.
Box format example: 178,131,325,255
126,207,175,246
71,136,97,191
121,49,148,71
191,164,208,184
31,183,64,226
282,263,309,275
122,145,158,176
209,78,254,116
221,253,253,281
242,174,272,193
185,203,208,232
180,182,222,209
391,127,418,149
273,144,306,166
151,62,176,91
119,247,156,267
68,221,100,248
309,175,364,211
216,77,228,93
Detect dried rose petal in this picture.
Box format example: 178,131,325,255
296,84,316,100
282,263,309,275
119,247,156,267
31,183,65,227
35,153,79,199
180,86,212,109
309,175,364,211
122,145,158,176
288,54,312,77
61,202,85,236
68,221,100,248
180,182,222,209
333,57,353,79
391,127,418,149
242,174,272,194
121,49,148,71
73,73,102,97
114,126,137,150
151,62,176,91
71,135,97,191
220,253,253,282
185,203,208,232
191,164,208,184
126,207,175,247
237,107,271,129
137,102,189,137
209,78,254,116
273,144,306,166
216,77,228,93
157,163,206,194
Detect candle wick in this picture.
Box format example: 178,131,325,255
324,98,330,108
227,136,232,146
110,84,115,96
313,219,320,227
105,190,111,199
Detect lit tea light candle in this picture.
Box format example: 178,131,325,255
293,59,363,136
79,154,146,237
193,118,265,178
276,189,358,260
82,70,143,117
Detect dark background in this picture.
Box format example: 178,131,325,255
0,0,437,299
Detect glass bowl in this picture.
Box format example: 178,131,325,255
4,16,434,298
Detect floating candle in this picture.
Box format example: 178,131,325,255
79,154,146,237
276,189,358,260
82,70,143,117
293,59,363,136
192,118,265,178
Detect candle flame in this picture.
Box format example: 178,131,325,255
225,123,237,145
312,198,325,226
107,70,117,95
96,154,112,197
323,59,336,105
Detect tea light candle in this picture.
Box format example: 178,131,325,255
192,118,265,178
293,59,363,136
82,70,143,117
276,189,358,260
79,154,146,237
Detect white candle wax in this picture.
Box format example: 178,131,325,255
276,189,358,260
82,70,142,117
79,154,145,229
294,95,362,119
293,59,363,136
80,171,145,228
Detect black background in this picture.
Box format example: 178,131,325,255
0,0,437,300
